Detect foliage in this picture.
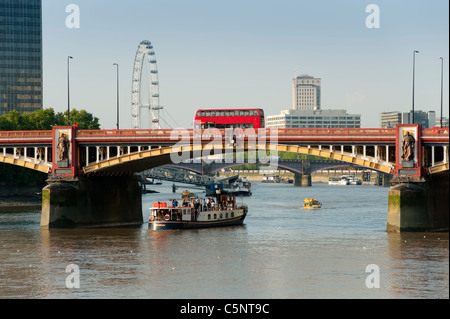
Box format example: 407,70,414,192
0,108,100,131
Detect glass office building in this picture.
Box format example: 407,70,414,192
0,0,42,115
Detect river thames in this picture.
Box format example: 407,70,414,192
0,182,448,299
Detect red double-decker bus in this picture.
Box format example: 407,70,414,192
194,108,265,129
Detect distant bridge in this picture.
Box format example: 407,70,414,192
165,159,360,176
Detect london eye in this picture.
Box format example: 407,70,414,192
131,40,162,129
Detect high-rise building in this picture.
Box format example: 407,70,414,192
293,75,321,111
0,0,42,115
268,74,360,129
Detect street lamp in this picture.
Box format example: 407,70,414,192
67,56,73,126
412,50,419,124
440,57,444,128
113,63,119,130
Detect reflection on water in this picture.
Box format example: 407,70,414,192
0,183,448,299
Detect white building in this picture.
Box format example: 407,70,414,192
293,75,321,111
267,109,361,129
268,75,360,129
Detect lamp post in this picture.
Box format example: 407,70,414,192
67,56,73,126
113,63,119,130
412,50,419,124
440,57,444,128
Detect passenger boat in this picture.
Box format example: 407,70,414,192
341,175,362,185
303,198,322,210
149,193,248,230
328,177,350,185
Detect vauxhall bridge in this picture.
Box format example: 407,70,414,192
0,125,448,232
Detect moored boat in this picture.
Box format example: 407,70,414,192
149,193,248,230
328,177,350,185
303,198,322,210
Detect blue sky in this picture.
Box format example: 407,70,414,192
42,0,449,129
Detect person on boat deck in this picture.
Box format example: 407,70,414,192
172,199,178,207
201,199,207,212
194,200,200,213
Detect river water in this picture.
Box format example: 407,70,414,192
0,182,448,299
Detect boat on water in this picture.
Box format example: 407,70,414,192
149,192,248,230
262,176,281,183
341,175,362,185
328,176,362,186
303,198,322,210
206,176,252,197
328,177,349,185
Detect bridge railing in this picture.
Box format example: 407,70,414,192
0,130,52,138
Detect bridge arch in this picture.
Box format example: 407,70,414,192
0,153,51,174
83,143,394,175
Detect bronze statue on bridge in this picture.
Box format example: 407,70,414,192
401,131,416,162
58,133,69,162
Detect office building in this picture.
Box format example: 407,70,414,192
268,74,360,129
380,110,437,128
0,0,42,115
293,75,321,111
435,117,449,128
267,109,361,129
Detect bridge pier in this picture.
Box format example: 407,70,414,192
293,159,312,187
294,173,312,187
41,175,143,228
387,173,449,232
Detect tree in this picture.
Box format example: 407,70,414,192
65,109,100,130
0,108,100,131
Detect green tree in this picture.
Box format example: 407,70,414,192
64,109,100,130
0,108,101,131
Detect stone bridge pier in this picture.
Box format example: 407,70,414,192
40,126,143,228
41,175,143,228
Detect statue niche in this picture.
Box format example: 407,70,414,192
401,131,416,163
57,133,70,167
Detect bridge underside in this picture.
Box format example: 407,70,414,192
0,154,50,174
83,143,394,175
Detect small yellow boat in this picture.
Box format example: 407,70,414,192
303,198,322,210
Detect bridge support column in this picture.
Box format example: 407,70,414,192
41,175,143,228
294,173,312,187
387,173,449,232
294,159,312,187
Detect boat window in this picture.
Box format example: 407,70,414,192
214,214,217,219
226,213,228,218
219,213,222,219
208,214,211,220
231,212,234,218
